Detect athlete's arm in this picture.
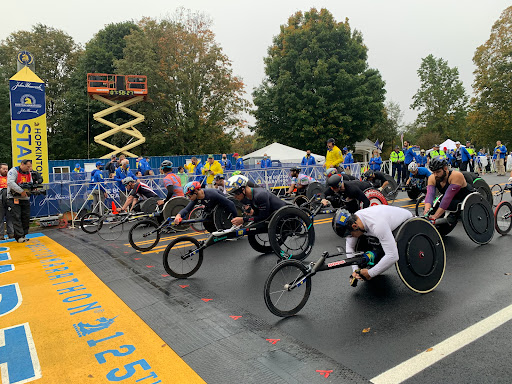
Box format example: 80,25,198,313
346,184,370,208
423,174,437,215
432,172,466,220
165,185,175,202
367,227,399,278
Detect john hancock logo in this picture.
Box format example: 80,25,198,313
73,316,118,337
15,94,41,108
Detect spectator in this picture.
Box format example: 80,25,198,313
137,156,152,176
402,140,416,182
114,159,138,205
428,144,445,163
192,158,205,185
145,157,154,176
6,159,33,242
72,163,84,173
325,138,344,172
455,141,471,171
260,153,272,168
0,163,13,239
233,153,244,170
177,166,188,186
342,147,354,175
202,155,222,187
446,150,456,168
476,149,488,175
369,149,382,171
390,146,405,184
416,149,427,167
301,150,316,175
118,154,126,163
184,157,199,176
89,161,108,213
105,155,118,178
134,170,142,177
220,153,232,171
494,140,507,176
466,141,476,172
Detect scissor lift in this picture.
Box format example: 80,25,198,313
87,73,148,158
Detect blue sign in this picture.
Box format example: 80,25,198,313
9,80,46,121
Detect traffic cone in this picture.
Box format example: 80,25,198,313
112,201,119,215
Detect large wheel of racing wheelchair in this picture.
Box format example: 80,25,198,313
363,188,388,207
162,196,190,231
305,181,324,200
293,194,310,210
248,233,273,254
382,174,398,203
407,186,422,200
268,205,315,260
212,197,244,230
462,171,493,207
494,201,512,235
461,192,494,245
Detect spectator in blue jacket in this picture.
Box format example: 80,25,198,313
115,159,138,204
494,140,507,176
233,153,244,170
193,158,205,186
415,149,427,167
220,153,232,171
89,161,108,213
137,157,152,175
455,141,471,171
402,140,417,183
301,150,316,175
369,149,382,171
342,147,354,175
261,154,272,168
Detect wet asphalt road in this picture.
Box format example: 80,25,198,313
49,174,512,383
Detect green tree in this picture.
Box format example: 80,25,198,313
368,100,402,156
470,6,512,147
411,54,468,140
252,8,386,154
116,11,249,156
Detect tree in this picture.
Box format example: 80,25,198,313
411,54,468,140
368,100,402,156
116,10,249,156
232,132,266,155
252,8,386,154
470,6,512,147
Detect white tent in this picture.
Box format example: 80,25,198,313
439,139,457,151
242,142,325,165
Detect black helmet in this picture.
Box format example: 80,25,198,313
327,174,343,189
290,166,301,173
362,170,375,180
429,156,447,171
332,209,358,238
214,174,225,182
160,160,173,171
327,138,335,145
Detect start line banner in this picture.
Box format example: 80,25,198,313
0,234,204,383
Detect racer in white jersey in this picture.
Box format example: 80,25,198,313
334,205,412,283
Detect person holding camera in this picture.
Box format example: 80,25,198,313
7,159,33,243
0,163,14,239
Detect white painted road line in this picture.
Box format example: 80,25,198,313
370,303,512,384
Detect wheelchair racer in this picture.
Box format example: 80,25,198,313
120,177,164,212
160,160,184,201
173,181,238,224
286,167,316,196
226,175,287,226
361,169,390,191
405,162,431,188
423,156,475,221
333,205,412,283
320,174,371,213
213,174,226,194
325,168,356,182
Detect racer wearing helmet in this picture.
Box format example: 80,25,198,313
173,180,238,225
405,162,431,187
361,169,389,191
160,160,184,200
335,205,412,283
226,174,286,226
325,138,344,171
423,156,474,220
213,174,226,194
286,167,316,195
321,175,371,213
120,177,164,212
325,168,356,183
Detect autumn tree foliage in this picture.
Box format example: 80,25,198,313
252,8,386,154
469,6,512,147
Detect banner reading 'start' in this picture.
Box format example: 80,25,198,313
9,67,49,183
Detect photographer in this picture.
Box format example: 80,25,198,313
7,159,33,243
0,163,14,239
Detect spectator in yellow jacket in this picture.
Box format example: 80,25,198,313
325,138,344,170
202,154,223,187
184,157,198,175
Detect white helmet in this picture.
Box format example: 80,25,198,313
408,162,418,172
226,175,249,195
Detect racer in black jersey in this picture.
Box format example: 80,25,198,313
120,177,164,212
320,175,371,213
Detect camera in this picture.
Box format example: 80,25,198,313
14,171,47,196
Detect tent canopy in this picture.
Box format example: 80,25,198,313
242,142,325,164
439,139,457,151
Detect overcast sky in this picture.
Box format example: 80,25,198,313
2,0,510,127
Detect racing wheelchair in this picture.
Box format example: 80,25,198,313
494,183,512,235
263,217,446,317
162,204,319,278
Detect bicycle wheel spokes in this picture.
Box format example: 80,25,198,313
276,217,309,256
264,261,311,317
80,212,102,234
129,220,160,251
189,206,206,233
491,184,503,207
495,201,512,235
163,237,203,278
97,215,124,241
